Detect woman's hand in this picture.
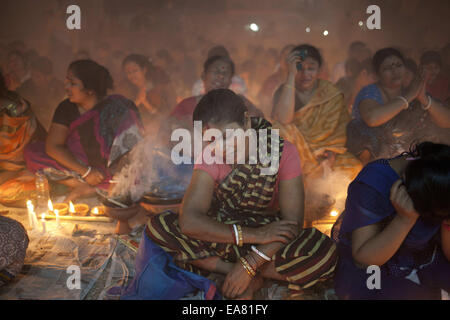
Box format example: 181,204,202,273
222,261,253,299
390,179,420,224
404,76,424,102
84,167,105,186
416,73,430,106
252,220,299,245
286,51,303,78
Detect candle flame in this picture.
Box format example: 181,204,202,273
41,213,46,220
27,200,34,211
69,201,75,213
54,209,59,216
92,207,99,214
48,199,54,211
330,210,339,217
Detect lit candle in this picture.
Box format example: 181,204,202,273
48,199,54,214
31,210,39,230
54,209,61,228
330,210,339,217
41,213,47,233
69,201,75,215
27,200,35,229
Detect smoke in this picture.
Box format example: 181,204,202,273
109,130,193,203
305,166,352,221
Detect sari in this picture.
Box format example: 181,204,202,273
24,95,143,189
332,159,450,299
145,118,338,296
0,216,29,286
273,79,362,179
0,98,41,205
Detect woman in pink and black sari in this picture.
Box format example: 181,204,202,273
24,60,143,201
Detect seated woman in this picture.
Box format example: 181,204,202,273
0,216,29,287
146,89,337,299
24,60,143,201
346,48,450,165
0,70,45,206
170,54,264,127
271,44,362,222
333,142,450,299
122,54,176,135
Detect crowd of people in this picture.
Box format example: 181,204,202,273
0,36,449,299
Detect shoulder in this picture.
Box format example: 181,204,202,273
278,140,302,181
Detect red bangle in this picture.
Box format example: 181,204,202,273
443,223,450,231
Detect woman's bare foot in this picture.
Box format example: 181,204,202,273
235,275,264,300
65,185,96,202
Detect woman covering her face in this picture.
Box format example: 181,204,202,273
333,142,450,299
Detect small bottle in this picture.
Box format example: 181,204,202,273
35,170,50,213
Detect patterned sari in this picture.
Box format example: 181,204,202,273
147,118,338,292
24,95,143,189
0,216,29,286
273,79,362,180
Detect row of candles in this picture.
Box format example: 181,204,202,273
26,199,104,233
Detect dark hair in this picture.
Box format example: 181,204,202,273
193,89,247,126
349,41,366,52
404,142,450,222
203,55,235,77
68,60,113,99
372,48,405,74
207,45,230,59
0,70,22,106
31,56,53,75
291,44,322,67
404,58,418,75
123,53,170,85
420,50,442,67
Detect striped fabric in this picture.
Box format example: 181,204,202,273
146,118,337,290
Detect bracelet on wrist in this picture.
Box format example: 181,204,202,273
251,245,272,262
81,166,92,179
239,257,256,277
396,96,409,110
422,95,432,111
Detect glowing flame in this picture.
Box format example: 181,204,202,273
27,200,34,211
41,213,46,220
92,207,99,215
48,199,54,211
54,209,59,216
69,201,75,213
330,210,339,217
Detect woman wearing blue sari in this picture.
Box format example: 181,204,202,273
333,142,450,299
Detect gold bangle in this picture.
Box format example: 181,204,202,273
236,224,243,247
284,83,296,90
239,257,256,277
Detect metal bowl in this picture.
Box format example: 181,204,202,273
141,192,183,205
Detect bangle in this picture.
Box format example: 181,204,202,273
396,96,409,110
443,223,450,231
239,257,256,277
422,95,432,111
232,224,239,246
81,166,92,179
284,83,296,90
236,224,243,247
251,245,272,262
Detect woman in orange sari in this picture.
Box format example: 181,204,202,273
0,70,44,206
272,44,362,223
